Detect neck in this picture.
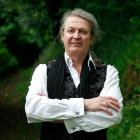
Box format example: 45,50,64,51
69,54,87,75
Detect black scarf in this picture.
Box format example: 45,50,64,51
47,54,91,99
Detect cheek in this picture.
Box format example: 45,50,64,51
84,38,91,45
61,37,69,48
63,36,70,44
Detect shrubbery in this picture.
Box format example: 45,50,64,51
0,46,18,76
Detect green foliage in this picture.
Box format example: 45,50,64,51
0,0,55,72
102,32,140,139
0,0,140,72
38,42,64,64
0,46,18,75
108,96,140,140
0,0,51,46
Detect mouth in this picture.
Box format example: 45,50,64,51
70,43,82,48
70,42,81,45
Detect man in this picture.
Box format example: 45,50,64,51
25,8,123,140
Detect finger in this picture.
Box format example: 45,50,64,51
108,103,120,112
103,101,108,107
103,96,119,102
100,106,113,116
109,100,120,108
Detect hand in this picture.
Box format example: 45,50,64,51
84,96,120,115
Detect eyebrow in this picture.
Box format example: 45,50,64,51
66,26,89,30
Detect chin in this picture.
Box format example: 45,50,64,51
68,48,83,56
69,48,80,52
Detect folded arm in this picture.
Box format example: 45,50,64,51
25,64,123,133
64,65,123,133
25,64,85,123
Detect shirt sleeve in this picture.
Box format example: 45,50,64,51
64,65,123,133
25,64,84,123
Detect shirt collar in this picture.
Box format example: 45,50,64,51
64,52,96,69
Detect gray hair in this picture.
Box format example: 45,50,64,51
59,8,101,44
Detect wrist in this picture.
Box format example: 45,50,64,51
84,99,89,111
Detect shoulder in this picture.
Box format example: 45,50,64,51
35,64,47,71
107,65,119,74
95,64,119,76
30,64,47,81
33,64,47,76
106,64,119,79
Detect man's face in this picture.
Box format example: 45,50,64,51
61,16,93,57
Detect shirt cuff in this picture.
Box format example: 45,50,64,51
64,118,82,133
64,98,84,134
69,98,84,117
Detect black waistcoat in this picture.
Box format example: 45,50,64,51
40,61,107,140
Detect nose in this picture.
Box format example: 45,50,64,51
73,31,80,39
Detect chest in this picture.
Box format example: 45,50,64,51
47,61,107,99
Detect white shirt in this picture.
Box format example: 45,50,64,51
25,53,123,134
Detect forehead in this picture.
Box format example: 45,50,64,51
64,16,91,30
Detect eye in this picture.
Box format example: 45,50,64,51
80,30,88,35
67,28,74,34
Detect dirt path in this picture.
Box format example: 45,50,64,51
0,103,40,140
0,71,40,140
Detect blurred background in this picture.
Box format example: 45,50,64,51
0,0,140,139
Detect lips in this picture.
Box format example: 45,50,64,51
70,43,82,48
70,42,81,45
